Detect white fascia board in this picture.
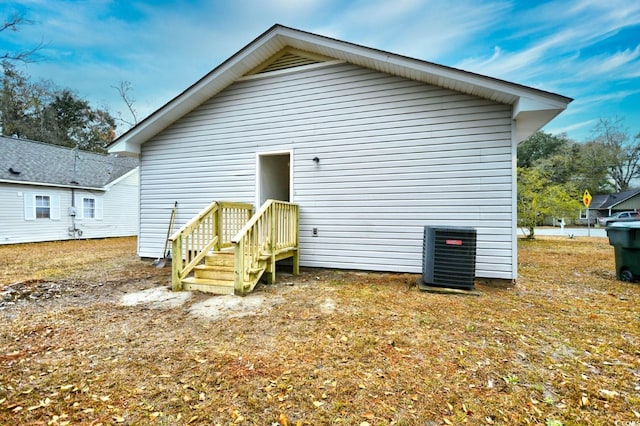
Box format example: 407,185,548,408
108,139,140,156
0,179,105,191
513,96,569,118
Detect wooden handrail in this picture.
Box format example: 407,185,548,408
232,199,299,295
169,201,252,290
231,200,273,244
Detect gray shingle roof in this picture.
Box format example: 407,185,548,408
591,189,640,210
0,136,138,189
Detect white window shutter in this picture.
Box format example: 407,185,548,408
95,198,103,220
24,193,35,221
50,195,61,220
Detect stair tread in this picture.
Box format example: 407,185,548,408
195,264,234,271
204,253,235,267
182,277,234,286
182,278,234,295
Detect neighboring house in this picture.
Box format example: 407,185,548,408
581,189,640,225
108,24,571,283
1,136,139,244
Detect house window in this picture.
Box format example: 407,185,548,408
24,193,60,221
35,195,51,219
83,198,96,219
75,195,103,220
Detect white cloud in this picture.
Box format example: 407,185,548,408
545,119,596,136
455,0,640,83
455,29,577,81
575,45,640,77
302,0,510,60
580,90,640,106
2,0,639,141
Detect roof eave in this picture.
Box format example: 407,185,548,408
103,167,139,190
0,179,106,191
608,191,640,208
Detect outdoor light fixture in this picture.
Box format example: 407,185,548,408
312,157,320,163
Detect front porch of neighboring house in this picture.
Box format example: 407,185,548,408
169,200,299,296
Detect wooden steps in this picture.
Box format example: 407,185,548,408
181,251,236,295
170,200,299,296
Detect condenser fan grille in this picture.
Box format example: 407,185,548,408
422,226,477,290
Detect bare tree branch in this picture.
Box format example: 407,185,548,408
111,80,138,128
1,12,43,63
0,42,44,63
0,13,29,32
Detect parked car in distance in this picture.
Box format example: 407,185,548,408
598,210,640,226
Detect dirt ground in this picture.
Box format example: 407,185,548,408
1,236,639,425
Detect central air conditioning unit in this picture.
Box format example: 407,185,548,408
421,226,477,290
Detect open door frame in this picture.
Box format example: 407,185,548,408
256,150,293,207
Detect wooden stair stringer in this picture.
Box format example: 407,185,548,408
241,258,268,295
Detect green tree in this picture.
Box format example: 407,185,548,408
0,13,116,152
535,144,578,185
545,184,582,224
0,61,30,137
517,131,569,168
45,89,115,151
590,117,640,191
518,130,614,194
571,141,616,193
517,167,582,239
0,63,116,152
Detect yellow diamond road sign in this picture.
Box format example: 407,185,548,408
583,190,592,208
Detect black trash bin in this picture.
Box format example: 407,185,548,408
606,223,640,282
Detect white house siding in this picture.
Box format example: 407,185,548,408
139,62,514,279
0,184,72,244
0,170,139,245
74,169,140,239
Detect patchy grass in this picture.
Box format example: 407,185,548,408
1,236,639,425
0,237,146,289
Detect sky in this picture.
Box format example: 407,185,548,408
0,0,639,142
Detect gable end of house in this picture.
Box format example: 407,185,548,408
108,24,572,157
